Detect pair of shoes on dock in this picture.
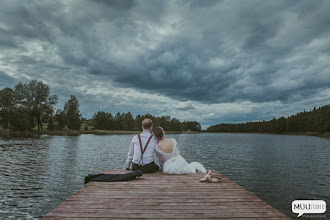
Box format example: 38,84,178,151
200,170,221,183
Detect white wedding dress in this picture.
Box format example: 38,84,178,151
155,138,206,174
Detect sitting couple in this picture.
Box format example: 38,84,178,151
125,118,206,174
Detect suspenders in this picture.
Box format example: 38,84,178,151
138,134,153,165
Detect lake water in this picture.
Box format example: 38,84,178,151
0,133,329,219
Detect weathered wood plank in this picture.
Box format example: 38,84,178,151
43,170,289,219
50,208,284,214
44,212,286,218
57,201,269,208
43,217,290,220
55,204,276,210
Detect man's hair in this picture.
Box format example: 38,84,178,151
142,118,153,129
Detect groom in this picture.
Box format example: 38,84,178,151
124,118,159,173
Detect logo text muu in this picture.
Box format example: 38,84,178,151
294,204,325,210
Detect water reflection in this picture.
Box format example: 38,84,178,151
0,133,329,219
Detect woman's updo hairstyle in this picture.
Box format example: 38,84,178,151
153,126,164,140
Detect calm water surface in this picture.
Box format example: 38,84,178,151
0,133,329,219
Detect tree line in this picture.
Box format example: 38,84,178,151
0,80,201,132
92,111,201,132
207,105,330,133
0,80,81,131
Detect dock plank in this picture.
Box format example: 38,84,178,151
43,170,289,219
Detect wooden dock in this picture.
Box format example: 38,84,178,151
43,170,289,219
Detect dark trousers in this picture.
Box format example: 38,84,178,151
132,162,159,173
84,170,143,184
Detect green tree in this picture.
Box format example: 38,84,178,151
54,109,66,130
92,111,114,130
114,112,122,130
47,116,55,131
134,114,143,130
206,105,330,133
63,95,81,130
14,80,58,130
0,88,16,129
170,118,182,131
183,121,201,131
125,112,135,131
158,115,171,130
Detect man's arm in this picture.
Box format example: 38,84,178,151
124,138,135,170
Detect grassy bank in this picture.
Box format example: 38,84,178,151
282,132,330,139
258,131,330,138
0,130,82,138
82,130,139,135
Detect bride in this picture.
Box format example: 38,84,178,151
153,126,206,174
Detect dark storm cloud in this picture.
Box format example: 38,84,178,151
92,0,136,9
174,101,196,111
0,0,329,123
69,0,330,103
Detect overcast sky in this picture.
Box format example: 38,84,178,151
0,0,329,129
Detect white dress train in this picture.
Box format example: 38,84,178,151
155,138,206,174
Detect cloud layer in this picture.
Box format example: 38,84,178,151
0,0,329,128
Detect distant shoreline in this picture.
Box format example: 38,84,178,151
0,129,200,138
0,130,329,139
205,131,330,139
84,130,200,134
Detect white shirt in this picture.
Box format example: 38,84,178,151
125,130,158,168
